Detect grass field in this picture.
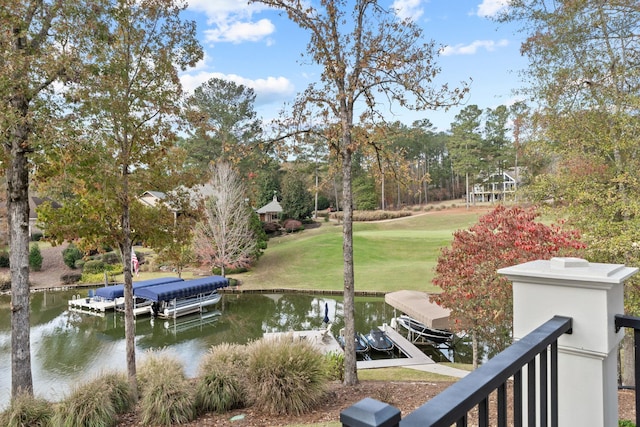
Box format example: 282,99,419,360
234,207,489,293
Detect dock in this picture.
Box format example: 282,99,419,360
68,295,118,314
261,323,466,375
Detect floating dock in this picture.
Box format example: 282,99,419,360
263,324,436,370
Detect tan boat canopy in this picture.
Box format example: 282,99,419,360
385,290,451,330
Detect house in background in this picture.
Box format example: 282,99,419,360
470,168,522,203
256,195,282,222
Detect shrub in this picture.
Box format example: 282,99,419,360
52,378,117,427
283,219,303,232
62,244,83,269
324,351,345,381
0,274,10,291
61,273,82,285
83,259,106,275
212,266,248,275
0,393,53,427
138,353,195,426
195,343,248,413
101,252,121,265
246,336,328,416
29,244,43,272
101,372,134,414
0,251,9,268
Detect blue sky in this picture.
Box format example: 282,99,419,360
180,0,526,132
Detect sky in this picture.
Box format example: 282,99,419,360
179,0,527,133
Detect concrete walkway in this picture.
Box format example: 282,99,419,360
405,363,469,378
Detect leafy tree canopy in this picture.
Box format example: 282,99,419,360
431,205,584,365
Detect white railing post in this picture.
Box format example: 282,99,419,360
499,257,638,427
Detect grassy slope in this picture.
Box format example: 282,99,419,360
234,208,487,293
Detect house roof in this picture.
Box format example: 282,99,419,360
256,195,282,214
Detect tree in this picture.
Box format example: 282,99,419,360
0,0,101,398
431,205,584,367
499,0,640,385
251,0,467,386
447,105,483,207
35,0,202,397
281,171,313,221
483,105,513,200
194,163,257,277
183,77,263,175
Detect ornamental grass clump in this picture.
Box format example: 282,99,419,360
101,371,134,414
0,393,53,427
246,336,328,416
138,352,195,426
52,380,117,427
195,343,249,413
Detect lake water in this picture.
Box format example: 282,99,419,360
0,289,405,409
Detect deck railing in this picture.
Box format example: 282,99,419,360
340,315,573,427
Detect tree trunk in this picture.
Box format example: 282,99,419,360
121,187,138,400
472,329,479,370
341,149,358,386
8,118,33,397
621,332,635,387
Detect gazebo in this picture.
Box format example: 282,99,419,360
256,194,283,222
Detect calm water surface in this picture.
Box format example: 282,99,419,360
0,289,399,408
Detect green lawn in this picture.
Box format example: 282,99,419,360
235,209,486,292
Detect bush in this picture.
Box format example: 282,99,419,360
101,252,121,265
246,336,328,416
61,273,82,285
324,351,345,381
62,244,83,269
83,259,106,275
0,251,9,268
0,274,10,291
52,377,118,427
101,372,135,414
212,266,248,275
283,219,303,232
138,353,196,426
195,343,248,413
0,393,53,427
29,244,43,272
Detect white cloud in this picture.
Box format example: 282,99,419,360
204,18,275,44
187,0,274,44
391,0,425,21
440,39,509,56
180,71,295,106
476,0,510,18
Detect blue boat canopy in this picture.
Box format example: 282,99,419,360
95,277,184,300
134,276,229,302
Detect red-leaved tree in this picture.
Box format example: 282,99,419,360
431,205,585,367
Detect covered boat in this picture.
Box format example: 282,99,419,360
338,329,371,360
95,277,184,300
135,275,229,319
396,315,454,347
364,329,395,353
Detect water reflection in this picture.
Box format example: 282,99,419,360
0,290,400,408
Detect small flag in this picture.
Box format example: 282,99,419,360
132,249,139,276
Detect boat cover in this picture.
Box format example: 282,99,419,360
95,277,184,300
385,290,451,330
134,276,229,302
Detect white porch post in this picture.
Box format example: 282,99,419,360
499,257,638,427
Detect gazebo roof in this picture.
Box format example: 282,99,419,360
256,195,282,214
